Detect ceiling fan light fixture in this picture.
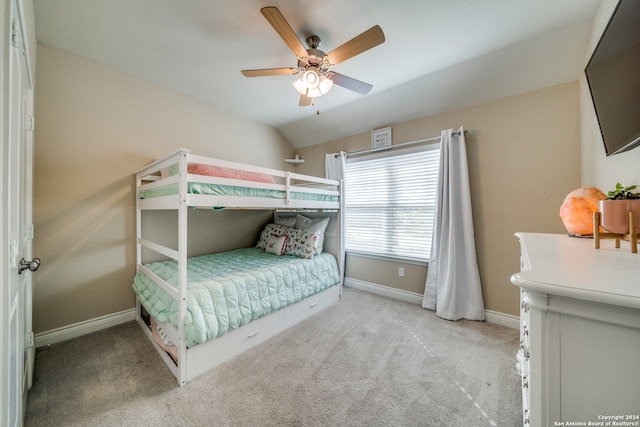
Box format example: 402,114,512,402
302,70,320,88
306,87,322,98
318,75,333,94
293,70,320,96
293,78,308,95
293,71,333,97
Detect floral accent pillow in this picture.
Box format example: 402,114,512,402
264,235,287,256
284,229,319,259
295,215,330,255
256,224,294,249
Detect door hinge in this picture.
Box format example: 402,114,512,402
11,19,19,48
26,224,34,240
26,332,34,348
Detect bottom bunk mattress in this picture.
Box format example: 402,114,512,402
132,247,339,348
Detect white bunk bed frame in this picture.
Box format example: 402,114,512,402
135,148,344,386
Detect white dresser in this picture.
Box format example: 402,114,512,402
511,233,640,426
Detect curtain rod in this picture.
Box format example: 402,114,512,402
337,130,464,158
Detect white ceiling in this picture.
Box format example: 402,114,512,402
34,0,603,148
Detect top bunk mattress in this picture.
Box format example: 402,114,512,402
138,181,338,203
132,247,339,348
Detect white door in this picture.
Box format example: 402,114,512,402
3,1,36,425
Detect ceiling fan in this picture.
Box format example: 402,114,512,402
241,7,385,107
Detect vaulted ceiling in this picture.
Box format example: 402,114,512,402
34,0,603,148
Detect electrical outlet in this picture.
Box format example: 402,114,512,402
398,267,405,278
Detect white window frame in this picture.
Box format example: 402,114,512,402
344,143,440,264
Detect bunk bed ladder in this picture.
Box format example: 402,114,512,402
176,150,189,386
285,171,291,206
338,179,346,290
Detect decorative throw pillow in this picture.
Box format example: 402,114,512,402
284,228,319,259
264,235,287,256
188,163,276,184
256,224,294,249
167,162,276,184
295,215,330,254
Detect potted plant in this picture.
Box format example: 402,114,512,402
599,183,640,234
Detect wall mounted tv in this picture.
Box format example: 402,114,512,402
585,0,640,156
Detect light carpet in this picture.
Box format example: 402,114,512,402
25,287,522,426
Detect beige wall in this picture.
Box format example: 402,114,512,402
33,45,294,333
297,82,581,316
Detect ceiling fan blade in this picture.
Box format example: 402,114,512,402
260,7,308,59
327,72,373,95
299,94,312,107
326,25,385,66
241,68,299,77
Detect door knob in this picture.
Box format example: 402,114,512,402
18,257,40,274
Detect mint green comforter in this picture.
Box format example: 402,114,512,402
138,182,338,202
132,248,339,347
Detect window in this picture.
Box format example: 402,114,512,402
344,145,440,263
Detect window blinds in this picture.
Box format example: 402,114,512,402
345,146,440,262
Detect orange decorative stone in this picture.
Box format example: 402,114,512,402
559,187,606,236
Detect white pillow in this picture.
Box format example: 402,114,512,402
264,235,287,256
274,215,297,228
295,215,330,254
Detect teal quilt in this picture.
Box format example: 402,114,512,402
132,248,339,347
138,182,338,202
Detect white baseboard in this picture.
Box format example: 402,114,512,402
345,278,424,304
483,309,520,329
35,308,136,348
34,280,520,349
344,277,519,329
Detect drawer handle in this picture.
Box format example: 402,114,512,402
310,302,319,308
248,331,261,338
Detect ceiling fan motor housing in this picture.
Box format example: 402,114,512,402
297,35,331,74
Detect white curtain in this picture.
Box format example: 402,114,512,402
422,127,485,321
325,151,346,180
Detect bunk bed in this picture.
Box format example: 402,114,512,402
133,148,344,386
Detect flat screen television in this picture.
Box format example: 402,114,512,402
585,0,640,156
